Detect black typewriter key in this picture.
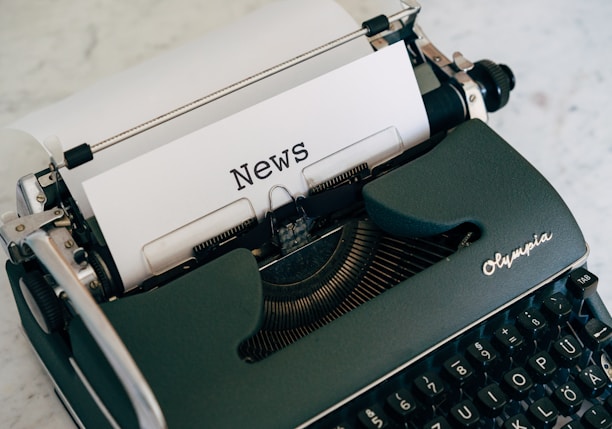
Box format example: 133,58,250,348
502,367,533,400
442,355,474,387
476,383,507,417
449,399,480,427
466,339,499,371
606,395,612,413
527,350,558,383
583,318,612,351
567,268,598,300
413,372,446,405
552,381,584,415
542,292,572,325
527,397,558,428
494,324,525,356
577,365,608,397
357,404,391,429
504,414,535,429
581,404,612,429
385,388,417,422
552,335,583,367
517,307,549,340
422,416,451,429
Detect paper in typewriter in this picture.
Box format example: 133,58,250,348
6,0,372,220
83,41,430,288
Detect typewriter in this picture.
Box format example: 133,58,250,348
2,0,611,428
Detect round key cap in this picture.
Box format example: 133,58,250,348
542,292,572,325
567,268,598,299
443,355,474,387
504,414,534,429
385,388,416,422
553,381,584,415
578,365,608,398
413,372,446,405
583,318,612,351
552,335,583,367
528,397,558,428
527,350,557,383
450,400,480,427
502,367,533,400
582,404,612,429
476,383,507,417
357,404,390,429
517,307,548,339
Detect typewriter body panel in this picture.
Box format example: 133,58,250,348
2,1,611,428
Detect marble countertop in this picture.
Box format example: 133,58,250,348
1,0,611,427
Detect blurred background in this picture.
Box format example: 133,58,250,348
1,0,611,427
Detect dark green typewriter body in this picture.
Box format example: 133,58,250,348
8,120,612,428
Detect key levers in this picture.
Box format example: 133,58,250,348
242,219,479,362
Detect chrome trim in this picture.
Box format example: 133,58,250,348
16,173,46,216
0,208,64,264
53,378,86,429
69,357,121,429
47,227,99,290
454,69,488,122
601,351,612,382
18,325,86,429
24,230,167,429
296,246,589,428
412,24,487,122
52,381,85,429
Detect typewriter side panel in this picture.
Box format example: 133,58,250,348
5,261,125,429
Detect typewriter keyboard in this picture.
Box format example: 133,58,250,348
315,268,612,429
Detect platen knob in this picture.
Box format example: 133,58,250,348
19,271,64,334
468,60,515,112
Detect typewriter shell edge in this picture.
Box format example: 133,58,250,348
8,120,589,428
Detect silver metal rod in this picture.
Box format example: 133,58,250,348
87,8,418,157
25,230,167,429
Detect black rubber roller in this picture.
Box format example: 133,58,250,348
64,142,93,169
362,15,390,37
423,84,468,136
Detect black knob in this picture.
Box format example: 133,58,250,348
467,60,515,112
19,271,64,334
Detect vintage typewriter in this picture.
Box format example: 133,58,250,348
2,0,611,428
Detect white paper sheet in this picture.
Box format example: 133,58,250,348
8,0,372,219
83,42,430,289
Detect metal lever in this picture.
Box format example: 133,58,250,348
24,230,167,429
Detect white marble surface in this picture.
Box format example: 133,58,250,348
1,0,611,427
